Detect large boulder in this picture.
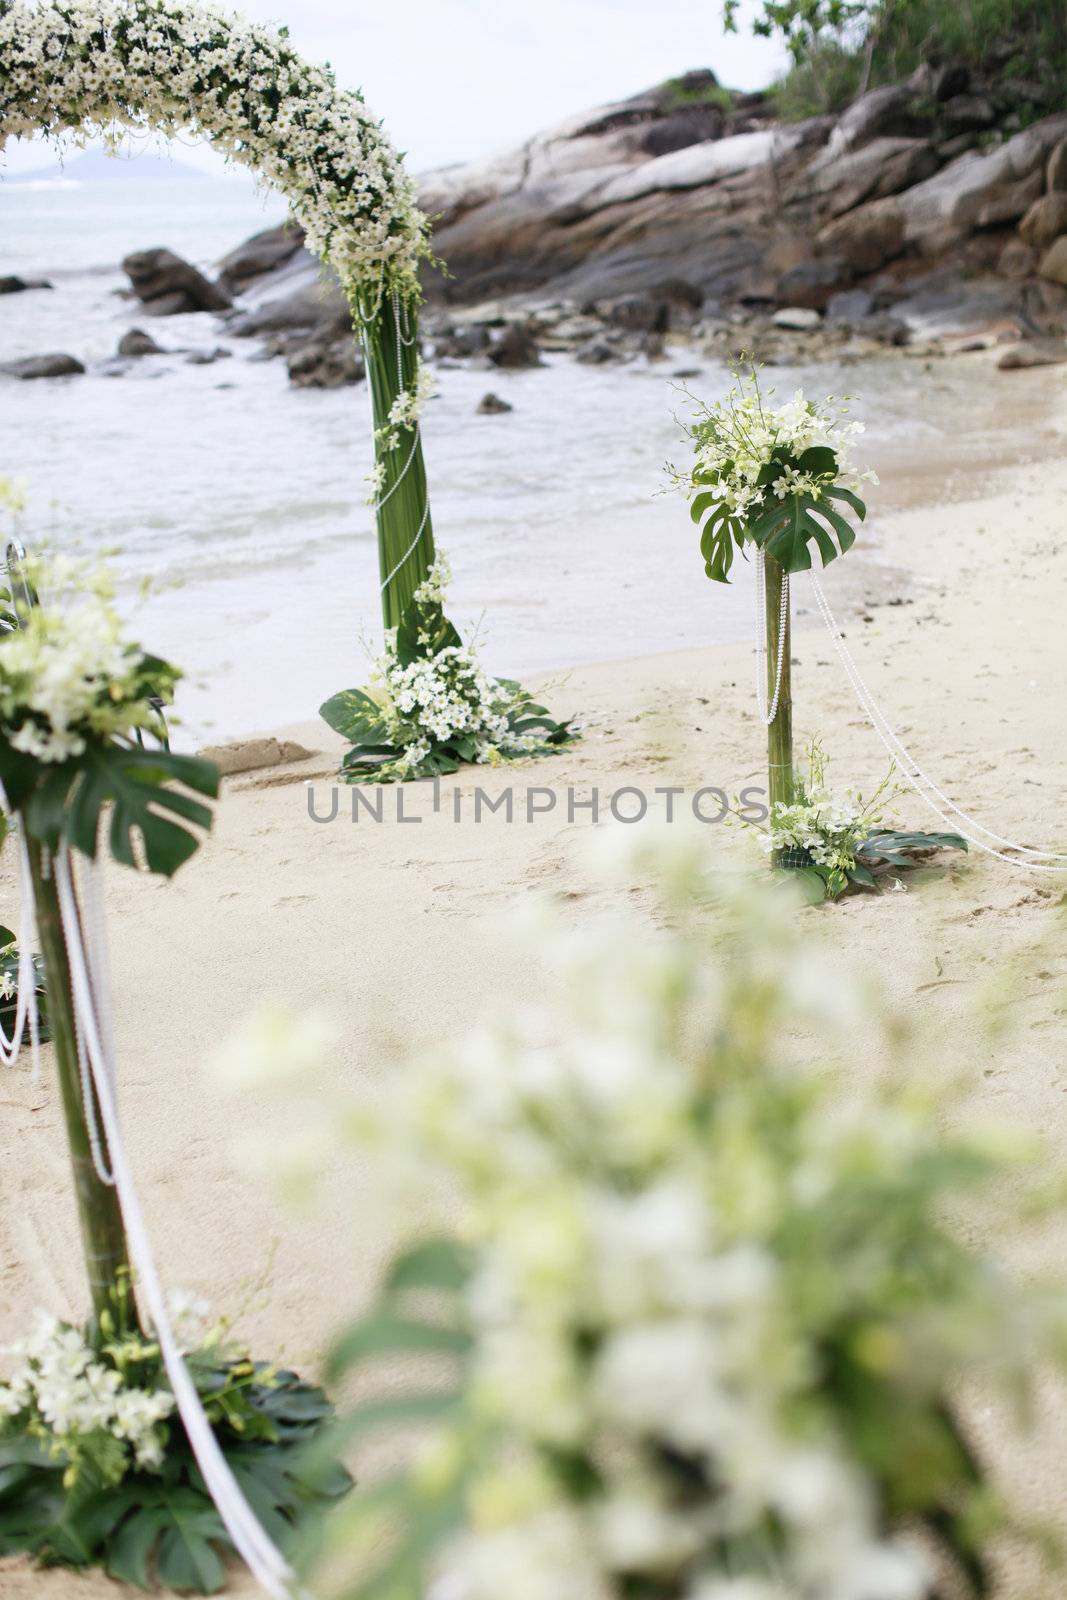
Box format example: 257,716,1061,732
898,114,1067,253
218,222,305,292
775,256,851,308
817,197,905,274
1038,237,1067,287
0,352,84,379
821,85,932,161
799,135,939,217
974,169,1043,229
1019,192,1067,249
1048,137,1067,192
122,248,232,315
228,272,350,338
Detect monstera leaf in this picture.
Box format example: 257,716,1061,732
748,490,862,573
16,745,218,878
395,597,462,666
690,448,867,583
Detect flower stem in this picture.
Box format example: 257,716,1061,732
25,840,137,1342
362,294,437,631
765,553,794,867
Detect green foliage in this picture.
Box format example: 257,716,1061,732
298,1239,475,1593
727,0,1067,121
0,742,218,877
661,74,736,111
0,924,49,1042
320,593,576,784
0,1357,350,1594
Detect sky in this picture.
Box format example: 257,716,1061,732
2,0,789,177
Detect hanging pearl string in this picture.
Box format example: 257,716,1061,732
51,849,303,1600
754,549,788,727
809,569,1067,872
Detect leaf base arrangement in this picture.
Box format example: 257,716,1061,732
0,1312,350,1595
321,561,576,783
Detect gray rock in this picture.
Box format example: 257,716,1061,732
432,324,492,358
185,347,232,365
286,340,365,389
0,275,53,294
122,248,232,315
899,114,1067,251
117,328,163,357
228,275,350,338
776,258,850,310
1019,192,1067,248
817,198,905,273
940,94,997,134
825,288,873,323
218,222,304,291
772,306,821,330
974,169,1043,229
998,238,1038,279
575,338,625,363
0,352,85,379
997,339,1067,369
486,321,543,368
477,391,513,413
824,85,932,159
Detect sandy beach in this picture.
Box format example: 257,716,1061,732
2,352,1067,1598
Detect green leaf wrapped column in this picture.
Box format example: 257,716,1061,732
24,841,136,1341
361,294,437,631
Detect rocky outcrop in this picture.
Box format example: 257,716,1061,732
0,352,84,379
212,66,1067,365
122,248,232,315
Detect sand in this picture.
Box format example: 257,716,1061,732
2,352,1067,1598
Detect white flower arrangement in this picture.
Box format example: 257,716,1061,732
754,741,965,901
375,361,436,453
320,555,575,781
672,365,877,582
0,564,175,764
0,0,431,299
317,831,1057,1600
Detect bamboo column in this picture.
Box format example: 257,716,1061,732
764,553,794,867
363,294,437,631
25,840,137,1341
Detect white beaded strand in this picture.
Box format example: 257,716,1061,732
754,549,788,728
809,569,1067,873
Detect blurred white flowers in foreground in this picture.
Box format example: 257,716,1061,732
227,825,1067,1600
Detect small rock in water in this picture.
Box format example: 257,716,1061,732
772,307,822,331
286,340,365,389
185,347,232,366
486,321,542,369
576,338,624,364
997,340,1067,370
477,392,513,414
671,368,703,378
0,352,85,379
117,328,164,357
0,275,53,294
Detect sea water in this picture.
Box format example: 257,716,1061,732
2,173,1062,742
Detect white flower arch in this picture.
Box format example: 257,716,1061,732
0,0,431,300
0,0,440,628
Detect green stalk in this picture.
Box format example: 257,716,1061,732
25,839,137,1341
361,293,437,631
764,553,794,868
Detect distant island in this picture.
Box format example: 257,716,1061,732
8,146,214,184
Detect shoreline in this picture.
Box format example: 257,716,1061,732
2,371,1067,1600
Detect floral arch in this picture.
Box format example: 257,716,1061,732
0,0,437,628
